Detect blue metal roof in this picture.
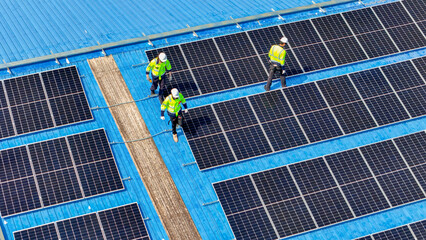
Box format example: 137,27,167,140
0,0,425,239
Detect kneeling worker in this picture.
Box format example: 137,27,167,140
265,37,288,91
160,88,188,142
146,52,172,102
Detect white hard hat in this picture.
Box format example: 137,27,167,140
280,37,288,43
171,88,179,98
159,52,167,62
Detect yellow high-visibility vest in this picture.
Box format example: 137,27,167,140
146,58,171,79
161,93,186,116
268,45,286,66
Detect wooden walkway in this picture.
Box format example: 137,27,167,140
88,56,201,240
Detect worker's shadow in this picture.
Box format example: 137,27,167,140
182,116,214,138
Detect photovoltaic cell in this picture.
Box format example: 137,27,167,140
181,39,222,68
393,131,426,166
297,109,343,142
182,105,222,140
341,178,390,216
145,45,188,71
214,32,257,61
248,90,293,122
227,56,268,86
365,94,410,126
50,93,92,126
312,14,353,41
317,75,360,107
29,138,73,174
398,86,426,118
376,169,425,206
226,125,273,160
14,224,58,240
410,219,426,238
343,8,383,34
387,23,426,51
412,57,426,76
227,208,277,240
325,37,368,65
280,20,322,47
411,164,426,190
305,188,353,227
381,61,424,91
331,101,377,134
67,130,113,165
248,26,283,54
262,117,308,151
0,108,15,138
293,43,336,72
12,100,54,134
373,2,414,28
403,0,426,21
373,226,414,240
0,146,32,182
0,84,8,108
350,68,392,98
283,82,327,114
360,140,406,175
0,177,42,216
4,74,45,106
167,70,200,98
356,30,399,58
191,63,235,94
214,98,257,131
419,21,426,35
41,66,84,98
57,213,104,240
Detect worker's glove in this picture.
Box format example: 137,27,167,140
282,70,286,75
146,74,152,83
184,109,188,114
160,116,165,120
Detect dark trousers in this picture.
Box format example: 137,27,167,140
150,75,167,100
265,63,286,91
168,111,183,134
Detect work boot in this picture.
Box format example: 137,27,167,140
173,133,178,143
264,85,270,91
150,90,155,96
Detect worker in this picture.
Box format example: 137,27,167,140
146,52,172,103
265,37,288,91
160,88,188,142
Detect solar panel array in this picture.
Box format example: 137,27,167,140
182,57,426,170
0,66,92,140
14,203,150,240
354,219,426,240
145,0,426,98
213,131,426,240
0,129,123,217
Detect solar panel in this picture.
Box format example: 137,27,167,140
412,57,426,76
403,0,426,21
350,68,392,98
168,70,200,98
180,39,222,68
316,75,361,107
411,164,426,190
0,66,92,140
398,86,426,118
410,219,426,238
360,140,406,175
292,43,336,72
393,131,426,166
14,203,150,240
145,45,188,71
248,90,293,122
182,105,222,140
226,125,273,159
228,207,277,240
331,101,377,134
297,109,343,142
262,117,308,150
280,20,322,47
381,61,424,91
325,37,368,65
191,63,235,94
311,14,353,41
373,226,414,240
387,23,426,51
247,26,283,54
373,2,414,28
356,30,399,58
283,82,327,114
227,56,268,86
214,32,257,61
214,98,257,131
364,94,410,126
343,8,383,34
0,129,123,217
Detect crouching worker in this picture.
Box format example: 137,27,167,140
160,88,188,142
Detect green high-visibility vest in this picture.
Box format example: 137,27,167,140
161,93,186,116
146,58,171,79
268,45,286,66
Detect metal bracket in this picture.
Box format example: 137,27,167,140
312,1,327,13
2,60,11,74
186,24,199,37
142,32,154,46
97,41,107,56
271,8,285,21
229,16,242,29
143,217,150,221
182,161,197,167
257,20,262,25
66,58,70,64
132,61,149,68
122,177,132,181
202,200,219,206
50,50,60,64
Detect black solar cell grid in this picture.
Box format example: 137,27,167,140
227,56,268,86
373,2,414,28
292,43,336,72
188,133,236,170
49,93,93,126
283,82,327,114
4,73,45,106
381,60,424,91
356,30,399,58
398,85,426,118
145,45,188,72
214,32,257,61
0,146,32,182
41,66,84,98
312,14,353,41
14,224,58,240
226,125,273,160
262,117,309,151
57,213,104,240
316,75,360,107
0,108,15,138
325,36,368,65
67,129,113,165
410,219,426,238
350,68,392,98
360,140,406,175
325,149,372,185
373,226,414,240
376,169,425,206
331,101,377,134
251,167,300,205
411,164,426,190
343,8,383,34
305,187,353,227
289,157,336,195
394,131,426,166
227,208,277,240
0,83,8,108
364,93,410,126
247,90,293,123
167,70,200,98
213,175,262,215
419,21,426,35
191,63,235,94
387,23,426,52
0,177,42,216
214,98,257,131
182,105,222,140
247,26,283,54
412,56,426,76
12,100,54,134
29,138,73,174
403,0,426,21
279,20,322,47
297,109,343,142
341,178,390,216
267,198,317,237
180,39,223,68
